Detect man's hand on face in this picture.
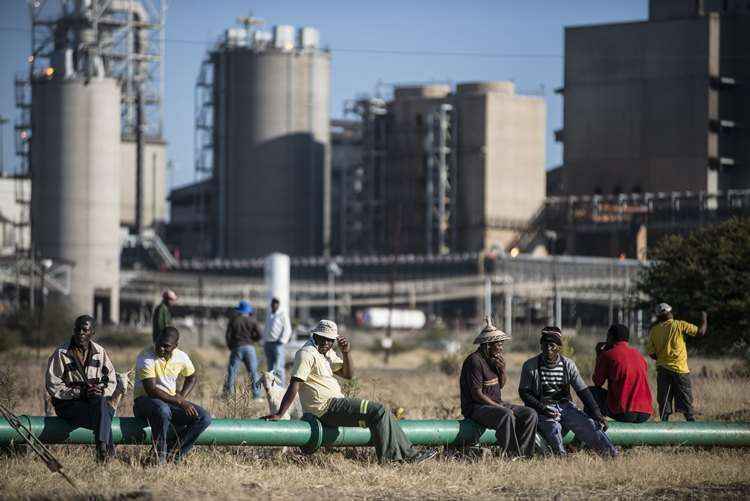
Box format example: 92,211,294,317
337,336,350,353
262,414,282,421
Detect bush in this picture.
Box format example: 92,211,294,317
637,217,750,354
0,328,22,352
2,303,76,349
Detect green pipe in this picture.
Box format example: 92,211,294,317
2,417,749,449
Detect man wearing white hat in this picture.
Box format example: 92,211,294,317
647,303,708,421
263,319,437,464
459,318,538,458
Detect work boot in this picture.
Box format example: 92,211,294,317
410,448,438,464
96,442,113,463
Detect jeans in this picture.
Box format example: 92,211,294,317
53,396,115,455
263,341,286,383
223,345,261,398
319,397,417,463
537,401,618,457
133,396,212,463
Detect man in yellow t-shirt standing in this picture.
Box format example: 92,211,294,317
263,319,437,464
646,303,708,422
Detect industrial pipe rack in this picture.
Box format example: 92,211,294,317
2,417,749,450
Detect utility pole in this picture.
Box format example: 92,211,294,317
0,115,8,176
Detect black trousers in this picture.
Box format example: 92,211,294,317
588,386,650,423
656,368,694,419
53,396,115,449
469,404,538,458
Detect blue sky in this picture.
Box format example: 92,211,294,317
0,0,647,189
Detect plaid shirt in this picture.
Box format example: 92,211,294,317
45,340,117,400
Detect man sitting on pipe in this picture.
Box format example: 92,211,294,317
45,315,117,462
263,319,437,464
459,318,538,458
133,327,211,465
588,324,653,423
519,326,618,457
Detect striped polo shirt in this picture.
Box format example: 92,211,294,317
539,359,568,403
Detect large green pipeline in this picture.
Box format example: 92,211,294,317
1,417,749,450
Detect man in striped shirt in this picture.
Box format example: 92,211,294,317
519,327,618,457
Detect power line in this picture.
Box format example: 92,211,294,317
0,25,561,59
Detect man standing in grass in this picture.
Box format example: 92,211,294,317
45,315,117,462
588,324,653,423
152,289,177,343
222,300,263,400
646,303,708,421
262,297,292,382
519,326,618,457
263,319,437,464
459,318,538,458
133,327,211,464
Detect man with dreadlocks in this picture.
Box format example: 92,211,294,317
459,318,538,458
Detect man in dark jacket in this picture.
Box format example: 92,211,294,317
518,326,618,457
222,300,263,399
45,315,117,462
589,324,653,423
459,318,538,458
152,289,177,343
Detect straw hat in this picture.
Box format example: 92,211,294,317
473,317,511,344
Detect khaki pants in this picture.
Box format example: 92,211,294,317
319,397,417,463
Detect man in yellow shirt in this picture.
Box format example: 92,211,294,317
133,327,211,464
646,303,707,422
263,319,437,464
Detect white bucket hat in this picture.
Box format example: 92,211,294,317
655,303,672,315
311,319,339,340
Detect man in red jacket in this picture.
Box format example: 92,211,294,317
588,324,653,423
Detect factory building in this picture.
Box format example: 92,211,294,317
208,23,331,258
384,82,546,255
15,0,167,322
120,137,168,232
558,0,750,196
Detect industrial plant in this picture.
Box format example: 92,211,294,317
0,0,748,331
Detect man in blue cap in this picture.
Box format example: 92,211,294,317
222,300,263,399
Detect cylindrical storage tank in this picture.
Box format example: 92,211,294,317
31,77,121,322
263,253,290,313
213,40,331,258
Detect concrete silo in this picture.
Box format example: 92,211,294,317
31,77,121,322
212,24,331,258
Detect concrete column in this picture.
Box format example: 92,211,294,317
504,291,513,336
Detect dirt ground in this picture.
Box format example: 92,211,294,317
1,328,749,500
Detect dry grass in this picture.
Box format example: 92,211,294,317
1,330,749,500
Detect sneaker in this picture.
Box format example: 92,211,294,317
411,448,438,464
